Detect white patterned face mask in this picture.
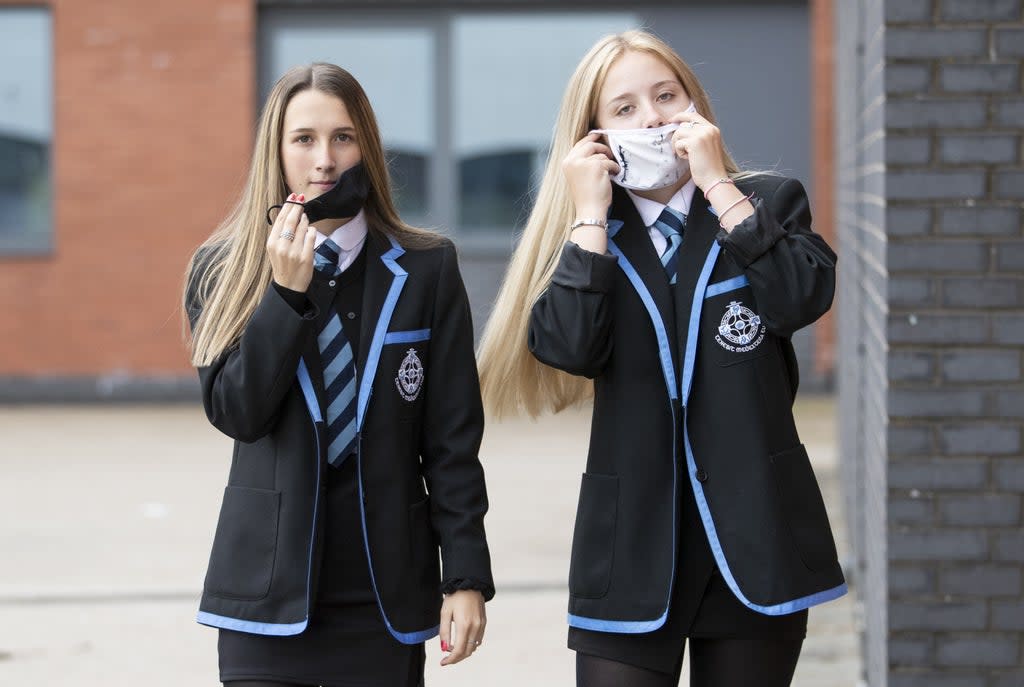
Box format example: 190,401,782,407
591,103,697,191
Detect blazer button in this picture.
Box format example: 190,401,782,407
696,469,709,483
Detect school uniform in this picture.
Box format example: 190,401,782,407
186,212,493,685
528,175,845,673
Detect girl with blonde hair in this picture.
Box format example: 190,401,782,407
185,62,493,687
479,30,844,687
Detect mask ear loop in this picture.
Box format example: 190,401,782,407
265,199,306,226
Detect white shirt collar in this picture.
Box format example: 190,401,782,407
625,178,698,227
313,209,369,254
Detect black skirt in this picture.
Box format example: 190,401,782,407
218,604,425,687
569,569,808,674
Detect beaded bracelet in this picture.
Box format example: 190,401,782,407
718,193,755,228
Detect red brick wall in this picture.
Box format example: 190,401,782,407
811,0,837,378
0,1,838,384
0,0,255,376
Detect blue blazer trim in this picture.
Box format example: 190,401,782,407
682,428,849,614
682,242,722,405
296,359,322,422
681,245,849,612
383,328,431,344
705,274,749,299
568,609,668,634
606,220,678,401
296,359,325,632
569,222,679,634
196,611,308,636
358,235,408,430
357,442,440,644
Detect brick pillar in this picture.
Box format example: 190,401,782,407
839,0,1024,685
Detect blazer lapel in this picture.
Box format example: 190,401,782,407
673,190,724,405
608,187,681,396
355,230,408,430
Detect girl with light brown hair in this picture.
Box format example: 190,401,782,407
184,62,493,687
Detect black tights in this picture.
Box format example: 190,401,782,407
576,637,804,687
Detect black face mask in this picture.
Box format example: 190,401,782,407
265,162,371,226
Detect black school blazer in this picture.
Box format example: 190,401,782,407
529,176,846,633
186,230,493,643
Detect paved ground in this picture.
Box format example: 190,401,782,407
0,396,860,686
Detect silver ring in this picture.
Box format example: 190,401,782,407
280,231,295,241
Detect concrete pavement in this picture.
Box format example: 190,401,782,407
0,397,860,685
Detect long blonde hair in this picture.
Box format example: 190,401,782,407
477,30,743,418
184,63,442,366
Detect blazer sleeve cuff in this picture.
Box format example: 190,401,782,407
550,241,619,293
441,577,496,602
716,197,787,269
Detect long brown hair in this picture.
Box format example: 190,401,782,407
477,30,744,418
184,63,442,366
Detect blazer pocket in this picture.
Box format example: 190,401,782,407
568,473,618,599
769,445,839,572
204,486,281,601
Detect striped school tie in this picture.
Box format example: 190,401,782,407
314,239,358,467
652,206,686,284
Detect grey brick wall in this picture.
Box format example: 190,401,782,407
839,0,1024,684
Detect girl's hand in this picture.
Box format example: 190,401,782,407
669,111,729,191
267,193,317,292
438,590,486,667
562,133,620,219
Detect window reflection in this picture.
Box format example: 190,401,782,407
0,8,51,254
459,150,532,230
452,13,635,233
387,150,428,223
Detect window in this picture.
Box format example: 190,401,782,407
0,8,52,255
259,5,811,248
260,10,635,242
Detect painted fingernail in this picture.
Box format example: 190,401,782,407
441,640,448,651
298,194,305,201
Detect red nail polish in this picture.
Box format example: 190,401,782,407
298,194,305,201
442,640,449,651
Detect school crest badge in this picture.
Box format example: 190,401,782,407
715,301,765,353
395,348,424,401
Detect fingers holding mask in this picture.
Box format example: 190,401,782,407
563,133,619,215
669,110,727,188
267,193,315,292
268,193,303,243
